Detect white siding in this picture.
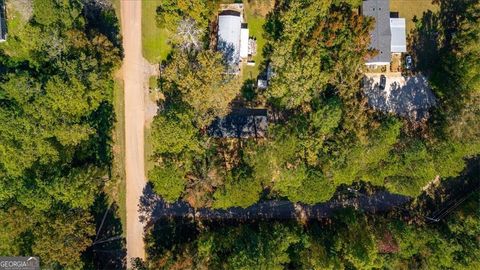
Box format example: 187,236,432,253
240,27,249,58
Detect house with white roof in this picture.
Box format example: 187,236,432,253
217,5,250,74
362,0,407,67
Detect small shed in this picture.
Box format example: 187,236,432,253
257,78,268,89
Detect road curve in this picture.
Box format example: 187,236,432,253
120,0,147,267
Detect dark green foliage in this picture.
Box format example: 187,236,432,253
0,0,121,268
155,0,219,30
265,0,373,111
144,192,480,269
274,166,336,203
213,165,263,209
150,113,201,157
252,0,480,204
149,165,187,203
32,210,95,269
148,0,480,209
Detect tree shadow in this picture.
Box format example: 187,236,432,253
409,10,441,74
139,182,411,227
415,157,480,221
408,0,478,132
409,0,476,77
144,217,198,263
217,39,239,73
83,192,126,269
74,101,115,168
139,183,194,228
363,75,437,120
83,0,123,55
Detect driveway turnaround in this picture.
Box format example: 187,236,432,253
364,74,437,119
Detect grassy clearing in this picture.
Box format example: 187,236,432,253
241,1,271,80
390,0,438,33
149,75,158,90
0,1,28,55
144,126,155,181
142,0,172,63
106,0,126,232
109,77,127,232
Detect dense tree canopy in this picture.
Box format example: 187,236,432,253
156,0,218,31
161,50,242,128
142,192,480,269
147,0,480,210
0,0,121,268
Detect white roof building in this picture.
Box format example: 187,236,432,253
390,18,407,53
218,10,241,70
217,10,249,73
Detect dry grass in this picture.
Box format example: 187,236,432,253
390,53,402,72
390,0,438,33
244,0,275,17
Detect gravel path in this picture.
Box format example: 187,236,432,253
120,0,147,267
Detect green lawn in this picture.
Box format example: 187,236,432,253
142,0,172,63
390,0,438,33
111,77,127,232
107,0,127,233
144,126,155,181
242,2,268,80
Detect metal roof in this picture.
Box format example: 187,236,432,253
362,0,391,64
218,11,241,71
390,18,407,52
208,109,268,138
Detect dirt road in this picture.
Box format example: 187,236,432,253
121,0,147,266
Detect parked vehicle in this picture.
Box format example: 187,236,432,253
405,55,413,70
379,75,387,90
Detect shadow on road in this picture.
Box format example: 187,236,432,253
83,193,127,270
138,183,411,228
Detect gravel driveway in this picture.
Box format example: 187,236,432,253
364,74,437,120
